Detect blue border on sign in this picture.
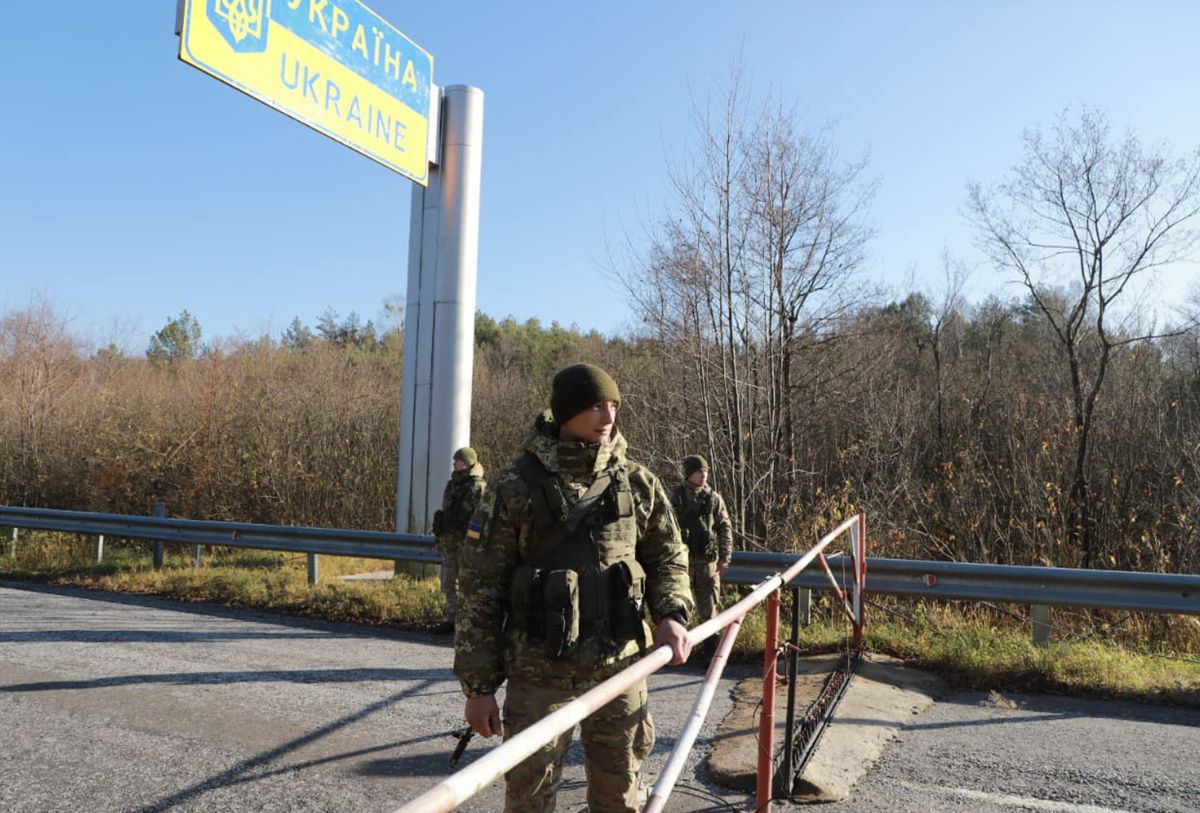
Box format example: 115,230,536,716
179,0,431,184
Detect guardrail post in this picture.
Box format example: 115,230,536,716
94,534,104,564
1031,604,1050,646
394,557,438,580
8,527,16,558
799,587,811,626
192,543,202,568
307,553,320,586
757,589,781,813
152,503,167,570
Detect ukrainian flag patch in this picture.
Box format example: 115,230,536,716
466,521,482,541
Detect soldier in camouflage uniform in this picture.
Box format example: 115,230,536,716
454,363,694,813
669,455,733,628
432,447,486,634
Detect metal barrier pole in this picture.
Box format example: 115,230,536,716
642,614,745,813
192,543,202,568
756,589,781,813
780,586,801,798
396,643,676,813
10,527,18,558
94,534,104,564
152,503,166,570
307,553,320,586
853,512,866,648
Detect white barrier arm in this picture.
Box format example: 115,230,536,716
391,514,860,813
392,645,674,813
816,552,855,622
641,613,745,813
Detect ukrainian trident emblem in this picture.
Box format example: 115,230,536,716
208,0,271,53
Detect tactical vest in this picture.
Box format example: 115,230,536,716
507,452,649,660
679,487,717,560
433,474,480,536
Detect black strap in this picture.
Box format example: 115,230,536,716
516,453,625,568
566,471,614,532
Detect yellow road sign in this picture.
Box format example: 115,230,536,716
179,0,434,184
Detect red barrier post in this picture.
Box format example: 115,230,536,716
756,589,781,812
854,512,867,648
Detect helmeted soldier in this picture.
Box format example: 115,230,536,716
454,363,694,813
432,446,486,634
669,455,733,628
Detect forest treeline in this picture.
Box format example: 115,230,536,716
1,293,1196,575
3,99,1199,575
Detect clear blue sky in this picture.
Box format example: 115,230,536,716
3,1,1198,350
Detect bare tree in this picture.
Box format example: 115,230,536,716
0,297,84,506
620,76,875,543
967,107,1200,566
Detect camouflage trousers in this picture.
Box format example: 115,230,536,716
689,559,721,625
502,678,655,813
438,538,461,623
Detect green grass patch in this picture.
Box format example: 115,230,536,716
858,602,1200,705
707,590,1199,706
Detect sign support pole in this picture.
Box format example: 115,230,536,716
396,86,484,538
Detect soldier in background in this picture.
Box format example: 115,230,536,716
454,363,694,813
670,455,733,635
432,447,486,634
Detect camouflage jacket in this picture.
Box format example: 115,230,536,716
453,411,694,697
434,463,486,545
669,483,734,564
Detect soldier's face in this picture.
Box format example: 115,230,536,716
688,469,708,487
452,459,469,473
560,399,618,444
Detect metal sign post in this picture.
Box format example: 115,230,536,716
396,86,484,535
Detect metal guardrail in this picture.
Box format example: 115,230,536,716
0,505,437,563
728,552,1200,615
2,505,1198,615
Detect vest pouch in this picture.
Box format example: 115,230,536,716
431,509,444,537
542,569,580,659
687,525,714,560
510,564,545,640
609,559,648,645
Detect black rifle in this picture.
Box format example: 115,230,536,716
449,726,474,767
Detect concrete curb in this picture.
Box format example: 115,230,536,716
708,653,944,803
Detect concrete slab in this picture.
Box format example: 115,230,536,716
708,653,944,803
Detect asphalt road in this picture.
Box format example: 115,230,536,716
0,582,752,813
813,690,1200,813
2,582,1198,813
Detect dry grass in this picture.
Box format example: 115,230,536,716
4,534,1198,706
1,531,444,630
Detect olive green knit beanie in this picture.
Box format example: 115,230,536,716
550,363,621,425
453,447,478,467
682,455,709,478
